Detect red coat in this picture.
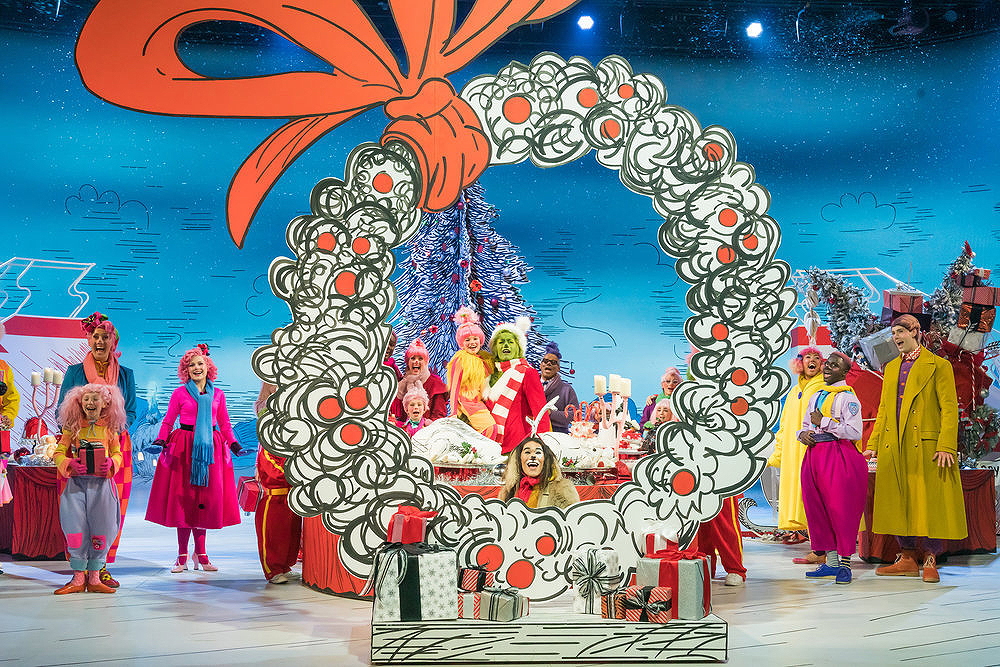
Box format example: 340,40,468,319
389,373,449,422
489,363,551,454
256,448,289,491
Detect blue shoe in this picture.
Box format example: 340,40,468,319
805,564,839,579
835,567,853,584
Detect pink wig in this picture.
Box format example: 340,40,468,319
790,346,824,375
661,367,682,384
57,383,127,433
453,306,485,346
81,312,120,349
406,338,429,362
653,397,675,420
402,383,430,410
178,343,219,382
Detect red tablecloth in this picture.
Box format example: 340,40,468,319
860,468,997,562
0,465,66,560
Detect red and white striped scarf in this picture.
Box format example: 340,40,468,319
487,359,528,437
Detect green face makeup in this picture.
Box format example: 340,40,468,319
493,331,522,362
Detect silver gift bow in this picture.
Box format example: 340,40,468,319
572,550,623,613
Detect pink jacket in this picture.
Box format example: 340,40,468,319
157,385,237,444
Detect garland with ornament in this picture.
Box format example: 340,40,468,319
803,267,880,352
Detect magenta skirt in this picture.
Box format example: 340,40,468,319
145,428,240,530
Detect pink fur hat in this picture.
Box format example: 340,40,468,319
453,306,485,347
406,338,429,362
401,382,430,409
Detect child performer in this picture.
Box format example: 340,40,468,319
52,383,126,594
797,350,867,584
640,398,676,452
446,307,498,439
397,382,431,437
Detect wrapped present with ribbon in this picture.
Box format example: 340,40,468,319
622,585,672,623
961,268,991,287
571,547,623,614
636,546,712,620
641,529,671,557
963,285,1000,308
458,565,496,592
957,302,996,334
947,327,988,353
457,587,529,622
364,542,457,623
601,589,626,619
76,439,107,476
386,505,437,544
883,289,923,314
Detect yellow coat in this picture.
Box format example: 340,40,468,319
0,361,20,424
767,373,825,530
867,348,966,539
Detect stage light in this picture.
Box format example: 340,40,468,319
577,15,594,30
746,21,763,38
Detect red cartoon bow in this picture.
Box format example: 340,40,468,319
75,0,580,247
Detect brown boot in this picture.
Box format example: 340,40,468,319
875,550,919,576
922,555,940,583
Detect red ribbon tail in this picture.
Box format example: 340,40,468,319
227,110,360,248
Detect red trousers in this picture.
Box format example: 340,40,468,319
254,489,302,579
697,495,747,579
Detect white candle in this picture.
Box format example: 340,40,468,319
594,375,607,395
609,374,622,393
621,378,632,397
53,370,64,385
31,371,42,386
43,367,54,383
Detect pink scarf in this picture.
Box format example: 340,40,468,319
83,352,120,388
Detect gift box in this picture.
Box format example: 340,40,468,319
947,327,989,353
571,547,623,614
458,565,496,592
883,289,923,314
961,268,991,287
76,439,106,475
859,327,900,370
957,303,996,334
622,585,672,623
457,588,529,621
880,307,932,330
601,589,626,619
237,476,262,514
386,505,437,544
636,549,711,620
963,285,1000,307
642,530,671,557
366,542,458,623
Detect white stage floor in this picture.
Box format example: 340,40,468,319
2,482,999,666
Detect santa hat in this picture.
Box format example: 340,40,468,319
453,306,485,347
406,338,429,362
401,382,430,409
489,316,532,355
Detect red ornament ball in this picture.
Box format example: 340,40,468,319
460,259,469,268
456,201,464,210
569,368,575,375
470,280,483,292
430,325,438,334
490,298,499,307
451,273,459,283
439,313,447,321
440,296,446,304
476,244,484,253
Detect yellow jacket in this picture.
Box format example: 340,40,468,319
867,348,966,539
53,424,123,479
767,373,825,530
0,361,19,424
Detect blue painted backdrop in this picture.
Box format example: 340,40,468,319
3,24,999,421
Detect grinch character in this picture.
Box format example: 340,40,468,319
484,317,550,454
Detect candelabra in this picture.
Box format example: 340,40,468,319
29,367,63,439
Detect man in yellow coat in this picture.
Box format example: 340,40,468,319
867,314,965,583
768,346,825,563
0,322,21,455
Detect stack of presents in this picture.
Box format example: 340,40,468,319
367,506,711,625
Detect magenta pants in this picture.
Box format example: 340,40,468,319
800,439,868,557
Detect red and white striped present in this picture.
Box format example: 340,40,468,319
457,589,529,622
622,585,672,623
459,566,496,592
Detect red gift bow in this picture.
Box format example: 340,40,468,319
647,546,709,561
392,505,438,521
75,0,580,247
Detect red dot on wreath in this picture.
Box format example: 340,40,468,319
577,87,599,108
618,83,634,99
317,397,342,420
317,232,337,251
475,544,504,571
717,246,736,264
506,559,536,589
335,271,357,296
711,323,729,340
719,208,738,227
372,172,393,193
503,96,531,124
732,369,749,386
535,535,556,556
345,387,369,410
601,119,621,140
456,201,464,210
352,237,371,255
731,397,750,416
703,142,724,162
671,470,696,496
460,259,469,268
742,234,759,250
340,423,363,445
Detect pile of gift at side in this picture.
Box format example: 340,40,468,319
366,506,530,624
572,531,711,623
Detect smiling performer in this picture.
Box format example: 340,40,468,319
868,315,965,583
56,312,136,588
796,350,867,585
446,307,497,438
390,338,448,422
767,345,826,558
485,317,551,454
499,402,578,509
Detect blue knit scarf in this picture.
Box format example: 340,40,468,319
186,380,215,487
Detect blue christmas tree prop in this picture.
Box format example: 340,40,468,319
393,182,548,374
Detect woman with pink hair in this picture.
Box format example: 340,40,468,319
145,344,244,572
52,383,127,594
389,338,448,422
55,311,137,588
445,307,497,438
